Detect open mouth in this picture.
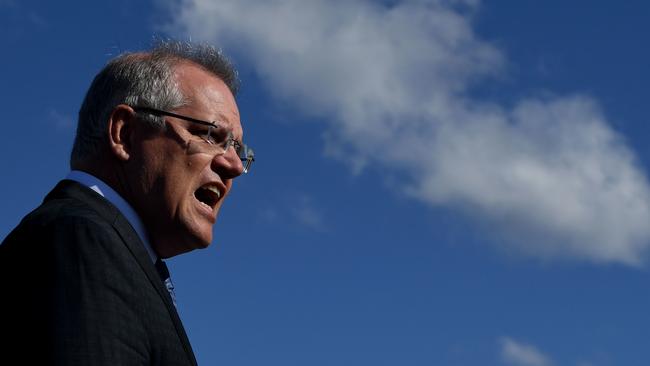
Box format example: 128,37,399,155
194,185,221,209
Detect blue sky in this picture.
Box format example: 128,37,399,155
2,0,650,365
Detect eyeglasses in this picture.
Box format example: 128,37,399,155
132,106,255,173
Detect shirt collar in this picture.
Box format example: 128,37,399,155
66,170,158,263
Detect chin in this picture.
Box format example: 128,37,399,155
157,232,213,258
178,232,212,252
190,227,214,248
193,237,213,250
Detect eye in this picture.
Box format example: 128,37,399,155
200,125,232,147
232,140,242,153
201,127,218,145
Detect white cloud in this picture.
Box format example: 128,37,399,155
500,337,553,366
163,0,650,265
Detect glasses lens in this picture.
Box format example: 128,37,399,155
240,145,254,173
188,127,232,155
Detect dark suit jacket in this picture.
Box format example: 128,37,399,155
0,180,198,365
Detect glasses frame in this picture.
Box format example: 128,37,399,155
131,106,255,173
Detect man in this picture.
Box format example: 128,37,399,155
0,40,254,365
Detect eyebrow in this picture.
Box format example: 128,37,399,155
132,106,244,141
212,112,244,139
132,106,218,128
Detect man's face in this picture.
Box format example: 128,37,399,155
128,62,244,258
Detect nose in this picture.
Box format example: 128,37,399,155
211,148,244,179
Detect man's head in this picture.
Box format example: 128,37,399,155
71,40,251,258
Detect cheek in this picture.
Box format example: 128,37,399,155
222,180,234,198
179,156,214,193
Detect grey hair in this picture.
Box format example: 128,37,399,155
70,40,240,168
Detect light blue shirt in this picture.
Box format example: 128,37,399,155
66,170,158,263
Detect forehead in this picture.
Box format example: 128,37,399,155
172,62,242,134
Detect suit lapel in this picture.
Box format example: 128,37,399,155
47,180,198,366
111,214,197,365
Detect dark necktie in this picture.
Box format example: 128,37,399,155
155,258,177,308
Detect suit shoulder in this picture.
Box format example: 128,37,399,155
23,190,116,230
1,194,119,255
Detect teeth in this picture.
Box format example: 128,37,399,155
205,185,221,199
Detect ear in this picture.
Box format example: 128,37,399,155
108,104,136,161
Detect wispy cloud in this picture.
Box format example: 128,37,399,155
48,109,74,129
27,12,47,28
164,0,650,265
500,337,553,366
290,194,325,231
258,193,326,232
0,0,17,8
